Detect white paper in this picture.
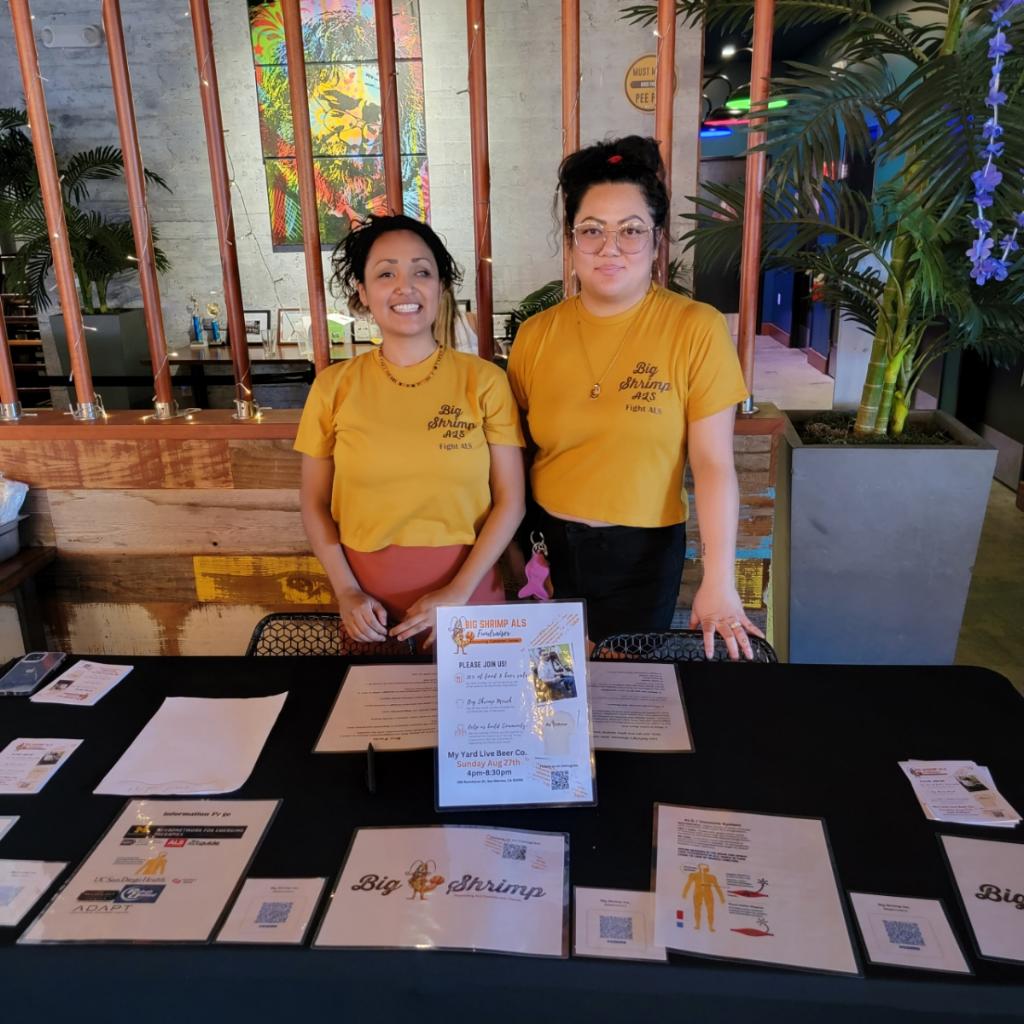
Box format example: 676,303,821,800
30,660,132,707
589,663,691,752
0,738,83,794
315,665,437,752
0,861,67,926
94,694,287,795
653,804,859,975
848,892,970,974
314,825,568,957
900,760,1020,826
0,816,18,841
573,888,667,961
435,602,594,808
942,834,1024,964
20,799,277,944
216,878,325,944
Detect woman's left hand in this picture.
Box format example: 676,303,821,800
391,584,471,646
689,582,765,660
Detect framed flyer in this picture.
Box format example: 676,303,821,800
313,825,569,957
19,799,279,944
434,601,595,810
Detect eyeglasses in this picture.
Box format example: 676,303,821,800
572,222,654,254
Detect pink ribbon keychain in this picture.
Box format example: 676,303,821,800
518,531,553,601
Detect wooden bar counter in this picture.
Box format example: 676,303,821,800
0,406,787,657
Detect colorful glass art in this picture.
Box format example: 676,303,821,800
249,0,429,247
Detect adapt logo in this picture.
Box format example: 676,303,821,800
115,885,164,904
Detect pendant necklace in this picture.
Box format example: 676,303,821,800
574,293,647,400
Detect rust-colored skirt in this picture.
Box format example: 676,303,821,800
343,543,505,626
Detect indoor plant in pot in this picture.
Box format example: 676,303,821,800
1,108,170,409
625,0,1023,663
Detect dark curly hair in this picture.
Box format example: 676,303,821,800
557,136,668,236
330,214,462,303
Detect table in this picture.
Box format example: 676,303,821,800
1,658,1021,1022
162,343,374,407
0,546,55,650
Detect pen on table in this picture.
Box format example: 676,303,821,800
366,742,376,795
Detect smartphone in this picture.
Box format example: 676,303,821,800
0,652,68,696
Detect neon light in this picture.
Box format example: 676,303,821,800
700,127,733,138
704,117,749,127
725,97,789,112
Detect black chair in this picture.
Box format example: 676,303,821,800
591,629,778,664
245,612,417,658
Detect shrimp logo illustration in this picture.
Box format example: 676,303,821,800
406,859,445,900
681,863,725,932
450,617,473,655
139,852,167,877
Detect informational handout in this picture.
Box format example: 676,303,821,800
314,825,568,957
573,888,667,961
20,799,278,943
216,878,326,944
848,892,970,974
315,665,437,752
0,816,19,841
900,760,1020,827
30,660,132,706
0,739,82,794
0,860,67,926
941,834,1024,964
435,602,594,808
588,663,691,752
653,804,859,975
94,694,287,795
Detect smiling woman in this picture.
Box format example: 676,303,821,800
294,215,525,646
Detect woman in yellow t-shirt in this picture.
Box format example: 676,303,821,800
295,215,525,644
507,136,762,659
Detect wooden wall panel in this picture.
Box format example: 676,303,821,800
45,489,304,554
228,440,302,489
23,490,55,546
193,555,331,605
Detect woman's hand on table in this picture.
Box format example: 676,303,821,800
689,582,764,661
337,588,389,642
391,584,471,647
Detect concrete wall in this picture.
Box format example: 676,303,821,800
0,0,702,332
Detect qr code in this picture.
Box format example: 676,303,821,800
502,841,527,861
550,770,569,791
883,919,925,948
599,915,634,941
0,885,19,908
256,900,293,925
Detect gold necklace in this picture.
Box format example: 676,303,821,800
375,344,444,389
574,294,647,399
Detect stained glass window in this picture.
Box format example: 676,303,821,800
248,0,429,248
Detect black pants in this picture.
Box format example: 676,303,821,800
536,507,686,645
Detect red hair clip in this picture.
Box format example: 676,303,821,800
607,154,623,164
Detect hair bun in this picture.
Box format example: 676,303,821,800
608,135,663,175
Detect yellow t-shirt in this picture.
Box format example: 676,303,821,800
294,348,524,552
507,285,748,527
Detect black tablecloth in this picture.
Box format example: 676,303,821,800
0,657,1022,1022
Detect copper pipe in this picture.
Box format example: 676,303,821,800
736,0,776,403
374,0,404,215
9,0,98,416
466,0,493,361
653,0,676,285
0,306,21,418
281,0,330,374
561,0,580,296
188,0,253,414
101,0,175,413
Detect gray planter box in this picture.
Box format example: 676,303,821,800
788,410,996,665
49,309,151,410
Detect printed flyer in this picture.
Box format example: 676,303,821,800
653,804,860,975
20,799,278,943
435,601,594,809
314,825,568,956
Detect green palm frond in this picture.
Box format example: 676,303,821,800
620,0,872,34
512,280,564,325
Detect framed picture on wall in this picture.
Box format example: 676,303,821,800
456,298,472,315
242,309,271,344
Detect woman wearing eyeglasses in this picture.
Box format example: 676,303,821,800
507,136,762,660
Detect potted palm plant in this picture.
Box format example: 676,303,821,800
624,0,1022,663
1,108,170,409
